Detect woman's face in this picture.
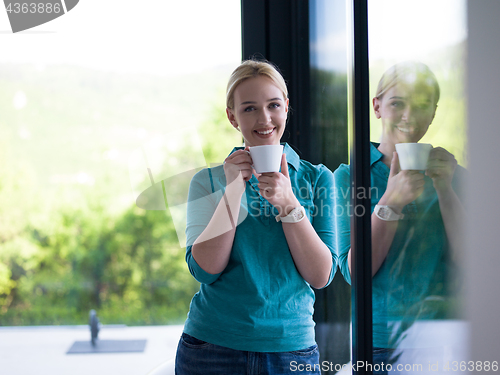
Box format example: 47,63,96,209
226,75,288,147
373,83,437,145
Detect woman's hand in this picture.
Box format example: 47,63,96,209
257,154,300,216
380,152,425,211
426,147,457,193
223,147,253,191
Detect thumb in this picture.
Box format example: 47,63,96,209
280,153,289,178
389,151,400,178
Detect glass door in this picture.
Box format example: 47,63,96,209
365,0,468,373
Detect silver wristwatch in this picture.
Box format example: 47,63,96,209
276,206,306,223
374,205,404,221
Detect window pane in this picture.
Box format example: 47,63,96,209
0,1,241,373
367,0,468,373
309,0,351,370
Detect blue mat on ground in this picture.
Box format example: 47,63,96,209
66,339,147,354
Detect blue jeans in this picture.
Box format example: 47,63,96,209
175,333,321,375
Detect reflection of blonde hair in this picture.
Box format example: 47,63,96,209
226,59,288,109
375,61,440,105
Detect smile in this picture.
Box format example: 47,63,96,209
397,126,410,133
255,128,275,135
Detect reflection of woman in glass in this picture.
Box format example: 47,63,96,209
334,62,465,374
175,59,337,374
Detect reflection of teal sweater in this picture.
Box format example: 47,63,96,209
183,143,337,352
334,143,464,348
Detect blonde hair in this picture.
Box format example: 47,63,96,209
375,61,440,105
226,59,288,109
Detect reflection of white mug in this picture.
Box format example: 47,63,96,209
249,145,284,173
395,143,432,170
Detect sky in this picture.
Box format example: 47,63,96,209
0,0,243,217
368,0,467,62
1,0,466,76
310,0,467,72
0,0,242,76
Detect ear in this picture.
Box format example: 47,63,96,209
284,98,290,123
226,108,239,130
373,97,382,119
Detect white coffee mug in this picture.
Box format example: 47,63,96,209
248,145,284,173
395,143,432,170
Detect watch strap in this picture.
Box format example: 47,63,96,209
276,206,306,223
374,204,404,221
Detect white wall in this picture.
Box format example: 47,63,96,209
466,0,500,367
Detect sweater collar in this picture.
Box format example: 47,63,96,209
370,142,384,166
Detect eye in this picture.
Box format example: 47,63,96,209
390,101,404,109
415,102,432,111
243,106,255,112
269,102,281,109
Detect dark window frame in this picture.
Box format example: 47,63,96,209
241,0,372,372
348,0,373,372
241,0,311,156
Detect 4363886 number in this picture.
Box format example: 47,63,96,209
6,3,62,14
443,361,499,372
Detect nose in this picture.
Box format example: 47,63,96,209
257,108,271,124
401,106,412,122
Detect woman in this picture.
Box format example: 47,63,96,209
175,59,337,374
334,62,465,374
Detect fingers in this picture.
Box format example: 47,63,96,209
401,171,425,200
224,149,253,181
256,159,289,197
410,171,426,189
389,151,400,179
399,170,425,186
259,186,274,200
257,173,279,189
225,149,251,163
429,146,450,159
427,160,454,172
256,172,292,206
225,150,252,168
429,147,457,164
426,147,457,181
385,168,425,208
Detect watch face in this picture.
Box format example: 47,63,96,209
375,205,403,221
378,206,390,219
295,210,305,220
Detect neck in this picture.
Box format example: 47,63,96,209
377,141,396,168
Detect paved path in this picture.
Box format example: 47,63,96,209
0,324,183,375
